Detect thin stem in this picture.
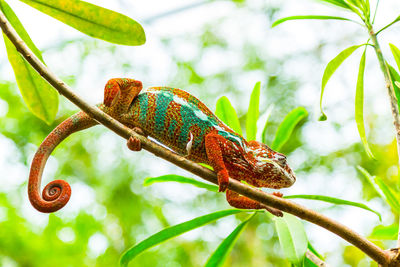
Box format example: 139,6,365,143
0,9,391,266
306,250,330,267
368,26,400,251
376,17,400,35
372,0,380,24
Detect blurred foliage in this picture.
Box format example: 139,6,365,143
1,0,400,266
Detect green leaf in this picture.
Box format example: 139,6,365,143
284,194,381,221
199,163,214,170
356,166,385,199
317,0,351,9
271,107,308,151
308,242,324,260
143,175,219,192
258,104,274,143
369,224,399,240
120,209,244,267
19,0,145,46
0,0,43,61
272,15,352,27
374,176,400,213
319,44,363,120
390,43,400,71
355,49,375,159
275,213,308,265
215,96,242,135
376,16,400,35
204,213,256,267
304,257,319,267
387,64,400,112
1,0,58,124
246,82,260,141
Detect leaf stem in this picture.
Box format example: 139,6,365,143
0,9,392,266
372,0,380,24
376,16,400,35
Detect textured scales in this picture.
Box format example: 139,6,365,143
28,78,296,213
127,87,242,163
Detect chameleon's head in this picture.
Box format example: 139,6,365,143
243,140,296,189
103,78,143,108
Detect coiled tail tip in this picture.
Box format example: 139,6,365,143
28,179,71,213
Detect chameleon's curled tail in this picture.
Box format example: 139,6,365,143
28,110,99,213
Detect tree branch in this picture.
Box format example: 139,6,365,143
0,10,391,266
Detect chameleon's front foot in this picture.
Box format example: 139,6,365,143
127,136,142,151
127,127,145,151
217,169,230,192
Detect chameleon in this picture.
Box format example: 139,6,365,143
28,78,296,213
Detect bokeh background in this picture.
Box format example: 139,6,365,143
1,0,400,266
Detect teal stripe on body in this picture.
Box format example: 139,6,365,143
179,106,191,147
168,120,177,137
155,90,173,135
138,93,148,125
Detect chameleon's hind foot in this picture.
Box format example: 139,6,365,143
272,191,283,198
226,190,283,217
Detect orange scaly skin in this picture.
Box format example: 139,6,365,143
28,78,296,213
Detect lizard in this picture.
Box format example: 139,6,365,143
28,78,296,213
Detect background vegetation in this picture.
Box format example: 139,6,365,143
1,0,400,266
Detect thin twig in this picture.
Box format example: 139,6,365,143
372,0,380,24
0,10,391,266
306,250,330,267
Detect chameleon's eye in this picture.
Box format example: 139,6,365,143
274,153,287,166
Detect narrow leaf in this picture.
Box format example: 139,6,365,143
355,49,375,158
120,209,244,267
143,175,219,192
356,166,385,199
308,242,324,260
246,82,260,141
317,0,351,9
258,104,274,144
369,224,399,240
215,96,242,135
1,1,58,124
319,44,363,120
284,194,381,221
271,107,308,151
275,213,308,265
19,0,145,46
376,16,400,35
389,43,400,71
387,64,400,111
374,176,400,213
272,15,352,27
0,0,43,61
304,257,319,267
204,213,256,267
